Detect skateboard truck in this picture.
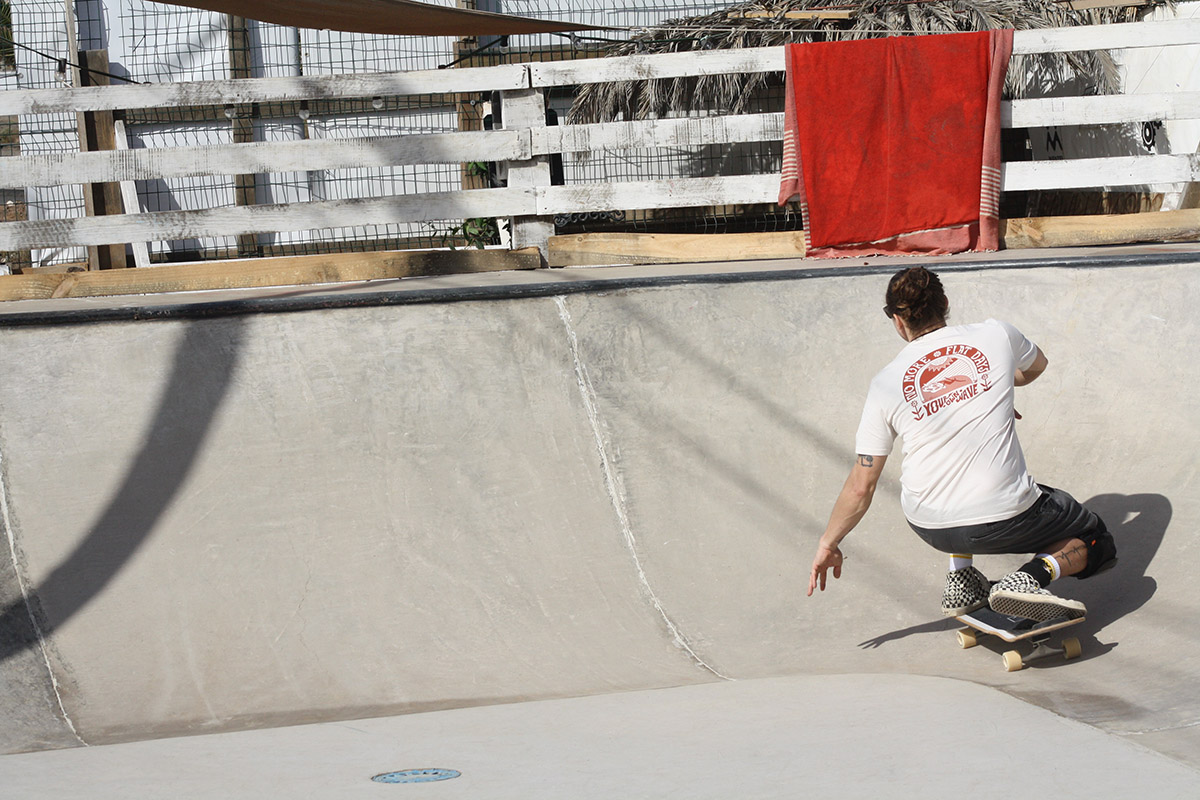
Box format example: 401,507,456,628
958,626,1082,672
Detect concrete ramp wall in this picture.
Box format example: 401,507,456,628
2,255,1198,766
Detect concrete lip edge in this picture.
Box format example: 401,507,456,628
3,242,1199,326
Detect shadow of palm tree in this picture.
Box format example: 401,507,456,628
1,318,245,665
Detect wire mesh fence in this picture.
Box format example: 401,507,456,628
0,1,1172,274
2,0,779,271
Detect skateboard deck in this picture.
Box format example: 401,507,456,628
955,607,1085,671
957,607,1083,643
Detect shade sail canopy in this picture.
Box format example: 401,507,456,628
164,0,605,36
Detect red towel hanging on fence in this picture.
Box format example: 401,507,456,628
779,30,1013,257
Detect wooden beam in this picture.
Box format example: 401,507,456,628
502,88,552,261
112,119,151,268
77,49,127,269
549,209,1200,267
534,113,784,156
1001,208,1200,249
0,187,535,251
538,175,776,216
1010,18,1200,55
0,129,527,189
122,95,467,125
1005,92,1200,129
0,247,541,302
548,231,806,267
1003,153,1200,192
228,15,259,258
529,48,783,89
0,65,531,117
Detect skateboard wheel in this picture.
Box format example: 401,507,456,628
1002,651,1023,672
957,629,979,649
1063,637,1082,660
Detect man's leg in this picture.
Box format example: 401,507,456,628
983,486,1116,620
990,528,1116,620
1018,528,1118,583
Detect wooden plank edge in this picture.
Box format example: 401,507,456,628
548,231,807,267
0,248,541,302
547,210,1200,267
1001,208,1200,250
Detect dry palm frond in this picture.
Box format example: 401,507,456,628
569,0,1173,123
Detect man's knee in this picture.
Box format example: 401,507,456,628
1073,525,1117,579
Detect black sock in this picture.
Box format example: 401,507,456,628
1018,558,1053,588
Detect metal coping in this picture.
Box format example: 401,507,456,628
1,247,1198,328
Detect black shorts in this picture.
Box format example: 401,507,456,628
907,485,1106,556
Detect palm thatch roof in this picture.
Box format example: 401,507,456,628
569,1,1173,123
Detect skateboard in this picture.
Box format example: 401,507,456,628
955,607,1084,672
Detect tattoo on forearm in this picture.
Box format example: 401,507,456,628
857,454,874,468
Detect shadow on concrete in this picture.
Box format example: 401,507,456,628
1072,492,1170,632
0,319,245,665
583,293,901,533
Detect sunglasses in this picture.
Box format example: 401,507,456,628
883,306,895,319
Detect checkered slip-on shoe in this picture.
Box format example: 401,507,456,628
989,571,1086,622
941,566,992,617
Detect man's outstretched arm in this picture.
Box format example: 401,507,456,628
808,454,888,596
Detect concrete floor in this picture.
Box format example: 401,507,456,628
3,675,1199,799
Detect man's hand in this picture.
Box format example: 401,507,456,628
808,542,845,595
807,453,886,598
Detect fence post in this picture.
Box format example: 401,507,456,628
228,15,260,259
500,87,552,265
76,48,128,270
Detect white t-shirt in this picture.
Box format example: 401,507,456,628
855,319,1041,528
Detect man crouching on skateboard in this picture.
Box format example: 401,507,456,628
808,266,1116,620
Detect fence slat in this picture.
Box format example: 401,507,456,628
538,175,778,215
1003,153,1200,191
0,188,536,250
1005,91,1200,128
1011,17,1200,54
0,64,531,117
530,48,784,88
527,19,1199,88
0,130,529,189
112,119,151,268
534,113,785,155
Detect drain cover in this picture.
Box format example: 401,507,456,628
372,769,461,784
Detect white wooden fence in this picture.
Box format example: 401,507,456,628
0,17,1197,264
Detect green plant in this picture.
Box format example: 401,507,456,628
432,217,500,250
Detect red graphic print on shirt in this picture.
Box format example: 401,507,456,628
902,345,992,420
